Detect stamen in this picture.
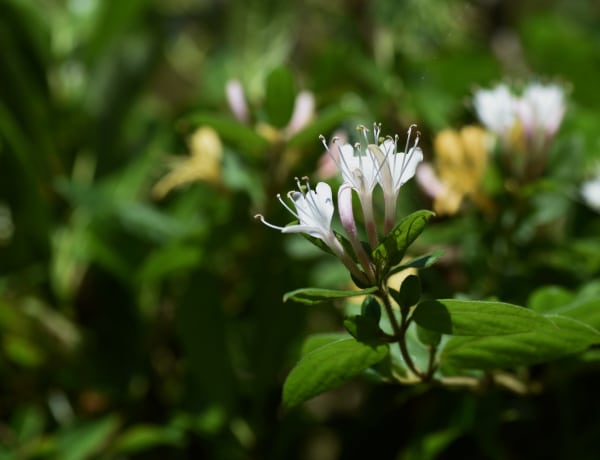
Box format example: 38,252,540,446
278,193,298,218
254,214,285,231
373,122,382,144
319,134,329,151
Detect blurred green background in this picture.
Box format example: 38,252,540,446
1,0,600,458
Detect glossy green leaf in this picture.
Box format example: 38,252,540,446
373,210,435,277
413,299,545,336
264,67,296,128
300,333,351,356
441,315,600,370
283,286,377,305
283,338,388,408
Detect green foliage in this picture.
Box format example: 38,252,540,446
373,210,435,279
283,286,377,305
413,299,547,336
394,274,422,309
343,296,388,344
264,67,297,128
441,315,600,370
282,338,389,409
2,0,600,457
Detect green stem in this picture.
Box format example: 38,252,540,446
379,287,423,379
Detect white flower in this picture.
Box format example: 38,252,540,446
371,125,423,232
517,83,565,137
256,179,335,241
581,171,600,212
473,84,518,137
320,126,383,247
337,141,380,197
256,178,368,283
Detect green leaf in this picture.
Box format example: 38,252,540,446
264,67,296,128
283,338,388,408
527,285,575,314
283,286,377,305
395,275,421,309
388,248,445,275
551,297,600,332
416,324,441,347
413,299,546,336
344,298,387,345
441,315,600,370
373,210,435,277
300,333,351,356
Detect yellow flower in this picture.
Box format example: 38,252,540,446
418,126,491,215
152,126,223,199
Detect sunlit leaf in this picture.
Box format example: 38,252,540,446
413,299,545,336
441,315,600,370
283,338,388,408
373,210,435,277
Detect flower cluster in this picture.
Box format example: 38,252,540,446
474,82,565,143
256,124,423,284
473,82,566,181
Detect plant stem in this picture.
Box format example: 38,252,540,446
379,287,423,379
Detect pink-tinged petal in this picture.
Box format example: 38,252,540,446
225,80,249,123
416,163,447,199
285,91,315,136
518,83,565,136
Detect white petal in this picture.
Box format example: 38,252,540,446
390,147,423,191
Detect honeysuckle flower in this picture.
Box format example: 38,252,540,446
518,83,565,138
321,127,381,247
416,126,490,215
473,82,567,182
321,123,423,244
317,130,349,180
255,178,367,283
338,183,376,282
473,84,518,139
152,126,223,199
373,125,423,232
